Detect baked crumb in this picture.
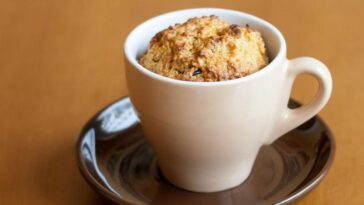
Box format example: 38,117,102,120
139,15,269,82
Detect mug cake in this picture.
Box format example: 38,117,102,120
139,15,269,82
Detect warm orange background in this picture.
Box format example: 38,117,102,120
1,0,363,204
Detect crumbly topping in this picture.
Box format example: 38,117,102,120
139,15,269,82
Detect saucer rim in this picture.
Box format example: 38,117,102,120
76,96,335,205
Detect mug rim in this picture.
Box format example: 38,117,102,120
124,8,286,87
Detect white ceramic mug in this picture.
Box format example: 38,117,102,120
124,8,332,192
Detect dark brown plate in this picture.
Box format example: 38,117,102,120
76,97,335,205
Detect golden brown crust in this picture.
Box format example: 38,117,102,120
139,15,269,82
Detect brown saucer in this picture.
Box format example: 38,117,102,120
76,97,335,205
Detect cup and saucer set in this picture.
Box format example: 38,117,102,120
76,8,334,205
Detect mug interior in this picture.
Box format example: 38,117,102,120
124,8,286,85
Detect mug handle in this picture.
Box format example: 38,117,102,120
266,57,333,144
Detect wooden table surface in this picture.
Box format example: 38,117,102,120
1,0,363,204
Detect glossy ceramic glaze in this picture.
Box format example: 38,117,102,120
123,8,332,192
76,97,335,205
